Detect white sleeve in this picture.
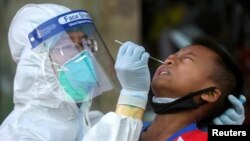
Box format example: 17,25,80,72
83,112,143,141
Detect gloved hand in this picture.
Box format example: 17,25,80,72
115,41,150,109
213,94,246,125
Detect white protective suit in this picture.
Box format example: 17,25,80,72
0,3,144,141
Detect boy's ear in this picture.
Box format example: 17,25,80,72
201,88,221,103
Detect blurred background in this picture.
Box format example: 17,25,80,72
0,0,249,124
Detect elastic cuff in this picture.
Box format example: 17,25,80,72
118,93,148,109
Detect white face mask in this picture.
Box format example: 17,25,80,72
152,96,179,104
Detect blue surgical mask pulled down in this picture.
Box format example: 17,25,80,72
58,50,98,102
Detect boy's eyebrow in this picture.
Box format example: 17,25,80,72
177,50,197,62
178,49,198,57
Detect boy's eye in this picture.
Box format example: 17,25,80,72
182,56,194,62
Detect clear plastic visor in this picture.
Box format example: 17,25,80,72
28,10,120,104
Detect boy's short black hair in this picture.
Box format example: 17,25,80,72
191,37,244,124
192,37,243,95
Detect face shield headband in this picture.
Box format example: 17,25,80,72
28,10,115,103
28,10,93,48
151,87,216,114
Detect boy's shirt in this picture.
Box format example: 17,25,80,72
142,121,207,141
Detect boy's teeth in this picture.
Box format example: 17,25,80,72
160,71,169,75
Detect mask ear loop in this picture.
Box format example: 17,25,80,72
33,38,52,82
59,45,64,56
31,23,61,95
37,41,65,100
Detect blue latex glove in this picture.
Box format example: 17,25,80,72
115,41,150,109
213,94,246,125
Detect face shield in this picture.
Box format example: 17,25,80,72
28,10,120,104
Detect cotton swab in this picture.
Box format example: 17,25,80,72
114,40,164,64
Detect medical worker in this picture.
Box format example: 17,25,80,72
0,3,148,141
0,3,245,141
